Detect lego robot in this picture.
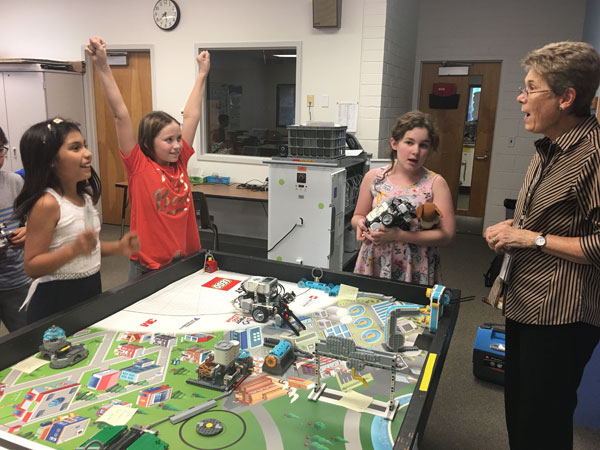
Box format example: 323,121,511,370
0,223,13,253
234,277,306,336
186,340,253,391
39,325,88,369
365,197,416,231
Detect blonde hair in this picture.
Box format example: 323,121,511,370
522,41,600,116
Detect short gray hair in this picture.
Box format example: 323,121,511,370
522,41,600,116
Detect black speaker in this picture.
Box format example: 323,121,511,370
313,0,342,28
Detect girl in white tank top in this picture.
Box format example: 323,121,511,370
13,118,140,323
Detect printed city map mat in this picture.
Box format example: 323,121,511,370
0,268,432,450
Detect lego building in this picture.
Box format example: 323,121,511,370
36,414,89,444
287,377,313,390
227,326,263,349
87,369,122,391
214,340,239,365
235,374,287,406
152,334,177,347
299,356,341,377
120,358,162,383
137,385,172,407
181,347,211,364
117,331,152,343
184,333,213,343
114,343,144,358
13,380,80,423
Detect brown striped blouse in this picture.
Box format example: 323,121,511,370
505,115,600,326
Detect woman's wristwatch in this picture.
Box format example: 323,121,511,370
535,232,548,251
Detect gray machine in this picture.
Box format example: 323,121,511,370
266,155,367,270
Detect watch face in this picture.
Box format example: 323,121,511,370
153,0,180,30
535,235,546,248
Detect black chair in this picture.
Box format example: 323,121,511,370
192,191,219,251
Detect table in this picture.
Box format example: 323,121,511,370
115,181,268,237
0,252,458,450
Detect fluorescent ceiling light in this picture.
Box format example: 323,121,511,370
273,54,296,58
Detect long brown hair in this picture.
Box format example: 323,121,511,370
382,110,440,179
137,111,181,159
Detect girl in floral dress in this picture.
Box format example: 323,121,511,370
352,111,455,284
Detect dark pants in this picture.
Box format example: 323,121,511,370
26,272,102,324
505,318,600,450
0,282,30,332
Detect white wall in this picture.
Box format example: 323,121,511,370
379,0,419,156
0,0,369,237
583,0,600,47
414,0,587,231
0,0,365,177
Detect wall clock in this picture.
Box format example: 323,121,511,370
153,0,181,31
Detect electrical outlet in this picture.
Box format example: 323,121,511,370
307,95,315,107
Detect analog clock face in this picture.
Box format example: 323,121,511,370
153,0,180,31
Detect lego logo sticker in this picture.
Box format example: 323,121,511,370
202,277,240,291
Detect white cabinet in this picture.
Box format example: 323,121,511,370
267,160,347,270
266,155,367,271
0,66,86,172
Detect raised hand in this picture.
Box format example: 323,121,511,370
197,50,211,76
86,36,108,67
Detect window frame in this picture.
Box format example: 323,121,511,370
194,41,302,164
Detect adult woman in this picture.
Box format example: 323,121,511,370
484,41,600,450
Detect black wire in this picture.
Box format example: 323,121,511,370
236,180,268,192
240,178,266,185
267,223,298,252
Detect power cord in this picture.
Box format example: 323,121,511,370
236,178,268,192
267,219,303,252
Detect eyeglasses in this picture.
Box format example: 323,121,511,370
518,87,553,99
0,146,7,157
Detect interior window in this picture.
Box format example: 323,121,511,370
205,48,297,157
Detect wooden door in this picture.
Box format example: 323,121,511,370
418,62,501,218
93,51,152,225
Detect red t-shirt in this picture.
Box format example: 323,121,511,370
121,139,201,269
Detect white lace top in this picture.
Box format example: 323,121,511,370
46,188,101,278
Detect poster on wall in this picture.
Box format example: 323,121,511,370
336,101,358,132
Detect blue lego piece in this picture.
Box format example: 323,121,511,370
298,278,340,296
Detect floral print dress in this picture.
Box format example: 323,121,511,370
354,166,442,285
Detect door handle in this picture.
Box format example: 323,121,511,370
475,155,489,161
